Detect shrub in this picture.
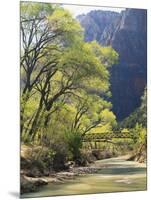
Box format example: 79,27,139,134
64,130,83,162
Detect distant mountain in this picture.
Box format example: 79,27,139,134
77,11,120,42
77,8,147,120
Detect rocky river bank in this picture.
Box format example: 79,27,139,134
21,154,146,194
21,155,147,198
21,162,103,194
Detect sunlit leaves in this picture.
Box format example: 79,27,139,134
21,2,53,19
20,2,118,143
92,109,117,133
47,7,83,45
47,8,82,32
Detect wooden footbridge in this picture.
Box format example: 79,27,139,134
82,131,133,142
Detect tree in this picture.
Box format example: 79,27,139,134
20,2,118,143
20,2,83,139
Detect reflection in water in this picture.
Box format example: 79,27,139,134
21,157,147,198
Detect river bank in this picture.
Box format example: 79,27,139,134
21,155,147,197
21,144,119,194
21,159,105,194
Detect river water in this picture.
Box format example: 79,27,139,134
22,156,147,198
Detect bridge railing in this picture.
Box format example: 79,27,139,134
82,132,133,142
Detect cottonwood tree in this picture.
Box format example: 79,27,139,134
20,2,83,138
20,2,118,143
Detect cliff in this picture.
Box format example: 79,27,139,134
78,8,147,120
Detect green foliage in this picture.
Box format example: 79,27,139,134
20,2,120,170
100,109,117,126
64,130,82,161
90,42,119,67
129,123,147,162
131,123,147,145
92,109,117,133
20,1,53,18
47,7,83,44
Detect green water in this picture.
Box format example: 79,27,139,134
21,156,147,198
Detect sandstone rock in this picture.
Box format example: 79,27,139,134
20,175,48,194
78,9,147,120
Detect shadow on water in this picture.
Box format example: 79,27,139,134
97,167,146,175
21,157,147,198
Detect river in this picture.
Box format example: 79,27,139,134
21,156,147,198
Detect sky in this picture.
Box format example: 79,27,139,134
62,4,125,17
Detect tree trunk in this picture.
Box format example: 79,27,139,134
27,98,43,141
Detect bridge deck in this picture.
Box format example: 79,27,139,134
82,132,133,142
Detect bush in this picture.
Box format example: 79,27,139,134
130,123,147,162
21,145,56,176
64,130,82,162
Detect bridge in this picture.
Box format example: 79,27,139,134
82,131,133,142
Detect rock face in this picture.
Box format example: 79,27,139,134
77,9,147,120
77,11,120,43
